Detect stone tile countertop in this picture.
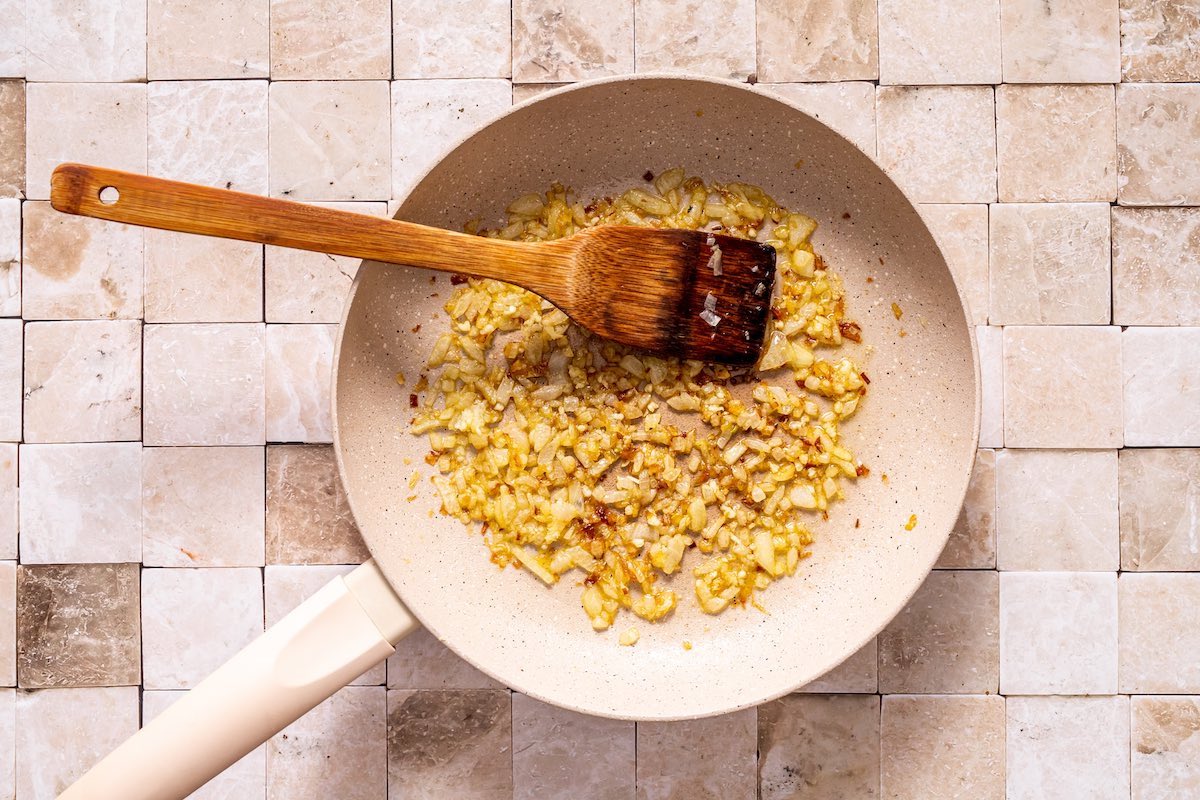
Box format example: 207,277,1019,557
2,0,1199,798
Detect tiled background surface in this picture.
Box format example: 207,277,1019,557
1,0,1199,797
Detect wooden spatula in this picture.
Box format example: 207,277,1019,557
50,164,778,365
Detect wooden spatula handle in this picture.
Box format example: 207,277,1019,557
49,163,568,293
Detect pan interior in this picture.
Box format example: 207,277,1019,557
334,76,978,720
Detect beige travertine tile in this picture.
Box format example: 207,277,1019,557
393,0,511,78
757,0,878,82
977,326,1003,448
0,446,14,560
1121,0,1200,81
512,0,633,82
266,565,384,685
997,85,1117,202
996,449,1119,571
144,690,267,798
23,320,141,443
19,443,141,564
266,324,335,443
512,83,567,104
938,449,997,569
989,203,1111,325
1120,449,1200,571
876,86,996,203
266,445,369,564
0,81,23,198
271,0,390,80
25,0,145,81
881,695,1004,799
1003,326,1122,448
636,0,755,79
1001,0,1120,82
145,230,263,323
1123,327,1200,446
1117,84,1200,205
0,320,20,441
14,687,139,799
1000,571,1117,694
148,80,269,194
21,201,144,320
142,567,263,689
1006,696,1130,800
879,571,999,694
25,83,146,201
1120,573,1200,693
797,637,878,693
391,79,511,200
1113,208,1200,325
762,82,877,156
269,686,387,800
0,0,22,77
0,199,18,314
0,689,11,795
1131,696,1200,799
0,561,12,686
918,204,988,324
878,0,1000,84
143,447,266,568
269,81,391,201
387,689,513,799
147,0,269,79
759,694,880,799
512,693,635,800
16,564,139,688
637,709,756,800
143,323,266,446
387,627,501,690
265,202,385,323
26,297,111,389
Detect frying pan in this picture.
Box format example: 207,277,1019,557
61,75,978,798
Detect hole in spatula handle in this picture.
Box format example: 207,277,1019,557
98,186,119,205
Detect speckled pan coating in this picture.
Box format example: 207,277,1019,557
333,75,980,721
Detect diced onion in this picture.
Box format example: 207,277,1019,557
412,172,865,632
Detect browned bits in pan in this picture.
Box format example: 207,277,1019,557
838,321,863,343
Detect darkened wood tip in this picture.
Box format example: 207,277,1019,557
568,227,777,366
49,163,91,215
670,233,777,365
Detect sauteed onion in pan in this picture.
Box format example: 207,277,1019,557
411,169,869,632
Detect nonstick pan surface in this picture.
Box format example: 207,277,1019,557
335,75,979,720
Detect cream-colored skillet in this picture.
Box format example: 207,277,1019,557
61,76,978,798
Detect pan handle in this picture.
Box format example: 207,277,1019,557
58,560,417,799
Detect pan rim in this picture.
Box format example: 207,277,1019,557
332,72,982,720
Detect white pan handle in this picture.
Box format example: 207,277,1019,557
59,560,417,800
